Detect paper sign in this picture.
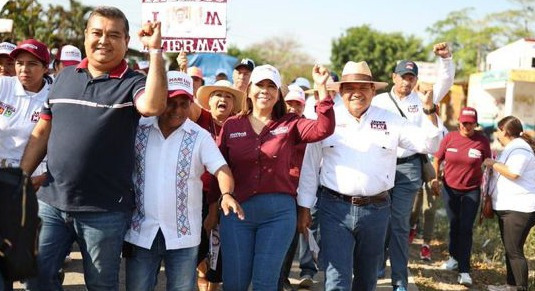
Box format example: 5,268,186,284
141,0,227,53
208,226,220,270
307,228,320,261
0,19,13,33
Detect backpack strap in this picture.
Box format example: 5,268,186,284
387,92,407,119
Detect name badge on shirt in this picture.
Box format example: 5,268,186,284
370,120,387,130
30,111,40,122
229,131,247,139
447,148,458,152
407,105,419,113
270,126,289,135
0,101,15,117
468,148,482,158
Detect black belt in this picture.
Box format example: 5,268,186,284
321,186,388,206
396,154,420,165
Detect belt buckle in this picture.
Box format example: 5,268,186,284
351,196,369,206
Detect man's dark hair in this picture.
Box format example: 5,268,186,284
86,6,129,36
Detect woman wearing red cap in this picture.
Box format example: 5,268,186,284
0,39,52,189
431,107,491,286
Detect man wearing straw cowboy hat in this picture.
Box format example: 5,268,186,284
296,61,441,291
372,42,453,291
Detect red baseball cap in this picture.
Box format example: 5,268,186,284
10,39,50,65
458,107,478,124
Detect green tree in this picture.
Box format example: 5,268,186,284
426,8,502,79
228,36,315,84
44,0,92,50
0,0,91,53
0,0,45,43
331,25,427,86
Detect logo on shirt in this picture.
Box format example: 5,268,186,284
371,120,387,130
468,148,482,158
229,131,247,139
0,101,15,117
270,126,289,136
407,105,419,113
446,148,458,152
30,111,40,122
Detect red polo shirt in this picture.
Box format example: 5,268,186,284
216,97,335,203
434,131,491,191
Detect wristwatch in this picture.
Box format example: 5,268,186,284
423,104,438,115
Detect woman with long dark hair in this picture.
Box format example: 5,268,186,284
485,116,535,291
216,64,335,290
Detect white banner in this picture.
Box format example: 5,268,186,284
141,0,227,53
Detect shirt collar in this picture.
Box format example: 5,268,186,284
389,88,416,101
153,117,195,136
76,58,129,79
14,77,50,97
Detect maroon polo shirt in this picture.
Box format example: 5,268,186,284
434,131,491,191
215,97,334,203
196,108,223,192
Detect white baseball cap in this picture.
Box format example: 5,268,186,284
250,64,282,89
284,84,306,105
293,77,311,90
56,45,82,66
167,71,193,100
0,42,16,57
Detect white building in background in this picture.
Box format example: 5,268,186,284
468,38,535,132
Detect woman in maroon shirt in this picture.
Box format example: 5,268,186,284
217,64,335,290
431,107,491,286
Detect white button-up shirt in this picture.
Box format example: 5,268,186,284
125,118,227,250
0,76,49,175
371,57,454,158
297,105,440,208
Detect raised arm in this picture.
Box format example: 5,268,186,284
295,65,335,143
432,42,455,104
135,21,167,116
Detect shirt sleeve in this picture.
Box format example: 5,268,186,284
132,74,147,106
201,134,227,175
434,132,450,162
432,57,455,104
297,141,322,208
398,115,441,154
294,96,335,143
505,148,532,176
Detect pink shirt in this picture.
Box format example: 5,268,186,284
215,97,334,203
435,131,491,191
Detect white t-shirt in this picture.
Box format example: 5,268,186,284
0,76,49,175
491,138,535,213
125,118,227,250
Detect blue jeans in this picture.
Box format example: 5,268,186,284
220,193,296,291
125,230,198,291
25,200,131,291
442,184,480,273
319,188,390,291
298,203,320,277
384,158,422,287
